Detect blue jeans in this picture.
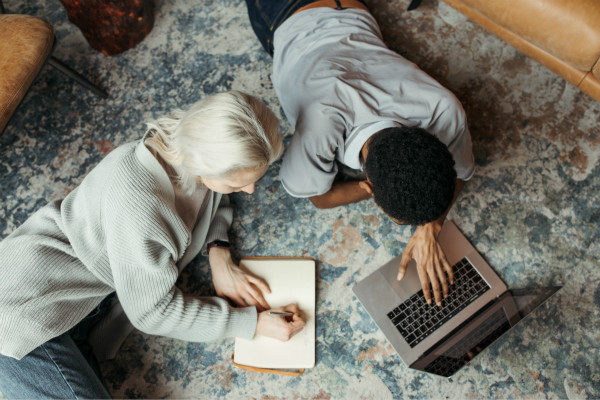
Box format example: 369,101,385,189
0,294,115,399
244,0,368,56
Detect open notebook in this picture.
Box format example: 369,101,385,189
233,257,316,375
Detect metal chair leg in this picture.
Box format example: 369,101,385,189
47,56,108,98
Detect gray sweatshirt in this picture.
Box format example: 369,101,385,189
0,139,257,360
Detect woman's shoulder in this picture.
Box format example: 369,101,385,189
101,140,139,163
88,141,140,181
83,142,140,188
103,141,163,186
84,141,166,209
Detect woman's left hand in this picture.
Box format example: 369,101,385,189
208,246,271,311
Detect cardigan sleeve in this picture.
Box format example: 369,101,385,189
102,172,256,343
204,193,233,249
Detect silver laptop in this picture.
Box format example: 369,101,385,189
353,220,561,377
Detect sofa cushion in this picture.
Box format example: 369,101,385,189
456,0,600,72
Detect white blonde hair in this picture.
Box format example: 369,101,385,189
144,91,283,193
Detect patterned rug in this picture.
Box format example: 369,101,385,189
1,0,598,398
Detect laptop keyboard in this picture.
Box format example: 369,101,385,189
386,257,490,348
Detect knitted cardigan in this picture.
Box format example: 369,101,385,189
0,139,257,360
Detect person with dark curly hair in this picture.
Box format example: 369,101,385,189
243,0,475,307
363,127,458,226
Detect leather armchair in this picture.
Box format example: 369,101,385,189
0,14,54,133
0,4,108,135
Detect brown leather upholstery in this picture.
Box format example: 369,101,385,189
441,0,600,102
0,14,54,133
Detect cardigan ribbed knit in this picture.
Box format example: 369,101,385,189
0,139,257,360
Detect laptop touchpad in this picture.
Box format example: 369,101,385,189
380,257,421,299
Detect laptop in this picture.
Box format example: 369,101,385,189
352,220,561,377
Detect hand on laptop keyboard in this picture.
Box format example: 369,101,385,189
397,221,455,306
387,257,491,348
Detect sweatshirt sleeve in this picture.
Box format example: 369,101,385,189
102,170,256,342
203,193,233,249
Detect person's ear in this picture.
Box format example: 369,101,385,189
358,180,373,196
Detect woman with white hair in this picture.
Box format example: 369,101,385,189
0,91,305,399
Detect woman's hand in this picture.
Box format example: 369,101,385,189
255,304,306,341
208,247,271,311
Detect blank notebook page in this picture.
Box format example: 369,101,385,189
233,258,316,369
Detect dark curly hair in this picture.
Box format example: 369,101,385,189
364,127,456,225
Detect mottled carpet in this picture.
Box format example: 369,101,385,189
1,0,598,398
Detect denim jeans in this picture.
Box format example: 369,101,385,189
244,0,368,56
0,294,116,399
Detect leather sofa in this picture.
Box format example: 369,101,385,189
440,0,600,102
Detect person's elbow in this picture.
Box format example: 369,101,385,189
309,194,332,209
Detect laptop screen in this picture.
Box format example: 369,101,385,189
410,286,561,377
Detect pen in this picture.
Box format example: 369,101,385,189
268,311,294,317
